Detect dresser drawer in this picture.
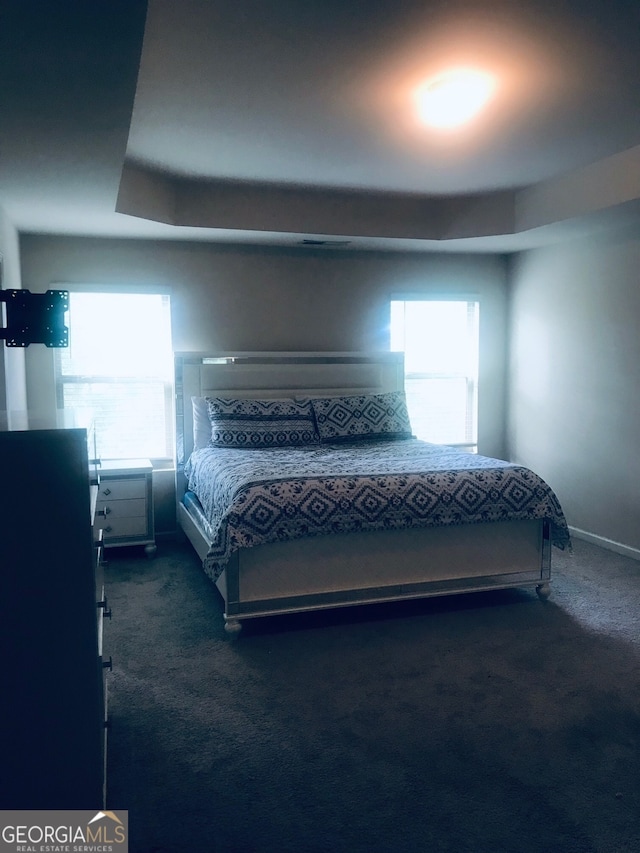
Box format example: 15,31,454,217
97,477,146,501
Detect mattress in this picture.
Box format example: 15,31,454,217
183,438,570,583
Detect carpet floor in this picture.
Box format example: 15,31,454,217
104,536,640,853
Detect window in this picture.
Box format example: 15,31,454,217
390,298,479,450
56,291,173,460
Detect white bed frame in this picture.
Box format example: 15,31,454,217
175,352,551,635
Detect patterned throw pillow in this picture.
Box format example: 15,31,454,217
310,391,413,443
206,397,320,448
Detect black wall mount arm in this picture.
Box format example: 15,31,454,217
0,289,69,347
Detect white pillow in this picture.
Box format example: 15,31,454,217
192,396,211,450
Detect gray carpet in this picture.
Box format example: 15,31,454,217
104,536,640,853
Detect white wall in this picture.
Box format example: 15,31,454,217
15,229,640,553
20,236,510,532
507,224,640,556
20,235,510,458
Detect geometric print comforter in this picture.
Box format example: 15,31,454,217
184,438,571,583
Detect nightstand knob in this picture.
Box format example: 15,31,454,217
104,525,113,534
102,487,111,496
102,656,113,671
97,506,111,517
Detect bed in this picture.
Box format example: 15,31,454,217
175,352,570,635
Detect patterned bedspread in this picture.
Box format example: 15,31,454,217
184,438,570,583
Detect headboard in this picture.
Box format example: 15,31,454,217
174,351,405,470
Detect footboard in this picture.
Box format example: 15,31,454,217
216,519,550,634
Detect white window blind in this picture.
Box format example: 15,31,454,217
390,298,479,450
56,291,173,460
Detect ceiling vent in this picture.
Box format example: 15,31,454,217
299,239,352,247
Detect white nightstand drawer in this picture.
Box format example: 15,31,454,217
98,516,149,538
96,497,146,519
97,478,146,501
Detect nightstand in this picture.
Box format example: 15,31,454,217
95,459,156,557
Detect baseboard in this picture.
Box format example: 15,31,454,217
569,526,640,562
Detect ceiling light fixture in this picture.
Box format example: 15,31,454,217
415,69,495,129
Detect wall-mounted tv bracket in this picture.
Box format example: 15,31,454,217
0,289,69,347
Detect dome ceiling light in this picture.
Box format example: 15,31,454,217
415,69,496,129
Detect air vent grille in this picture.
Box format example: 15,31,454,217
300,239,352,247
